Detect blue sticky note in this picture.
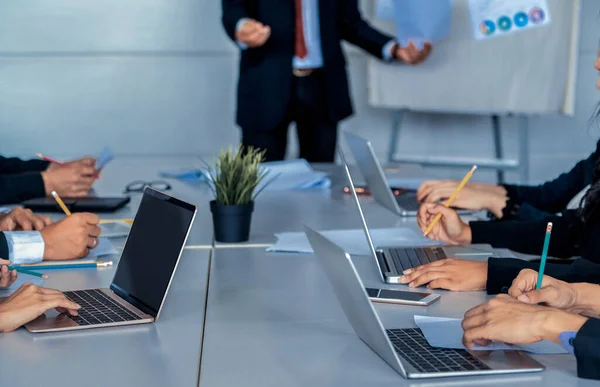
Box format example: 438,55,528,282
96,147,114,170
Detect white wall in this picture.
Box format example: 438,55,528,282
1,0,599,184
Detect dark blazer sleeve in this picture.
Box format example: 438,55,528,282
471,212,582,258
221,0,250,42
486,258,600,295
0,233,8,260
0,172,47,204
0,156,49,174
574,318,600,380
338,0,393,59
501,140,599,218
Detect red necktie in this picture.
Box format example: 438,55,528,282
294,0,308,59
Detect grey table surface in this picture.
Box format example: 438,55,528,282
0,248,210,387
199,247,598,387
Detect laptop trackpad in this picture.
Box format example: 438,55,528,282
444,245,493,257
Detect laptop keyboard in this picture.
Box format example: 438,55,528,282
387,328,490,373
64,289,143,326
388,247,446,272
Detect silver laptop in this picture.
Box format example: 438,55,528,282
304,225,544,379
26,188,197,333
344,131,420,216
341,149,494,284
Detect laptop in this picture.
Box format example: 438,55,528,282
344,132,421,216
341,150,494,284
23,196,130,213
26,188,197,333
304,225,544,379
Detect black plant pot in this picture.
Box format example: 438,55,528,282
210,201,254,243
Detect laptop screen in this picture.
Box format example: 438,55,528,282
110,188,196,317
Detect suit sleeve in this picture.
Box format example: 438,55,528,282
501,141,599,218
486,258,600,295
471,212,582,258
574,318,600,380
0,172,47,204
0,233,8,260
0,156,49,174
339,0,393,59
221,0,250,42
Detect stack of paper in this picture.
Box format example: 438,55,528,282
414,315,567,354
267,228,437,255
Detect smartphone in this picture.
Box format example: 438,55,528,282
343,186,408,196
366,288,440,306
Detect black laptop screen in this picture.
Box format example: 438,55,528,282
111,189,196,317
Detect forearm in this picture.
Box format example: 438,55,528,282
0,173,47,204
570,283,600,318
0,157,48,174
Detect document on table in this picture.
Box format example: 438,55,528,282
393,0,453,48
88,238,119,258
99,221,132,238
468,0,551,41
267,228,437,255
414,315,567,354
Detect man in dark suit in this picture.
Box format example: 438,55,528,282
221,0,432,162
0,155,97,204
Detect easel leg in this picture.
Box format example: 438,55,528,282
492,115,504,184
518,116,530,183
387,109,404,163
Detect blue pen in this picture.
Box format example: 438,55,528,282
536,222,553,290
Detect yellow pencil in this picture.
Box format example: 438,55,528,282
99,219,134,225
423,165,478,237
51,191,72,216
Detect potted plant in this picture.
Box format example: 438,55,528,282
206,146,269,243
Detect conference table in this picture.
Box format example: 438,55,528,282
0,157,597,387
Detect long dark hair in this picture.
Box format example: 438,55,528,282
580,102,600,220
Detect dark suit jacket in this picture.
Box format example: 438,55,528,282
499,140,599,221
575,318,600,380
480,198,600,293
221,0,393,131
0,233,8,259
0,156,49,204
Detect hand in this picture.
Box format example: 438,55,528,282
0,208,53,231
417,203,471,244
0,259,18,288
417,182,507,216
462,294,588,348
42,158,97,197
399,258,487,291
235,19,271,48
394,41,433,65
509,269,578,310
40,213,101,261
0,283,81,333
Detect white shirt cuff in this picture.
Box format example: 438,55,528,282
4,231,45,265
382,40,396,61
236,18,250,50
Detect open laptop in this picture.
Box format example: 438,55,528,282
341,150,494,284
304,225,544,379
344,131,421,216
26,187,197,333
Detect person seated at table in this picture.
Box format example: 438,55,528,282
0,209,101,267
397,52,600,292
462,269,600,380
0,154,98,204
416,141,599,221
0,272,81,333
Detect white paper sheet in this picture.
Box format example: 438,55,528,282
267,228,437,255
414,315,567,354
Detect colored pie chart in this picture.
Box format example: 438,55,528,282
480,20,496,36
530,7,545,24
497,16,512,31
514,12,529,28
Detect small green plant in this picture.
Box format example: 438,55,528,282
206,146,269,206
